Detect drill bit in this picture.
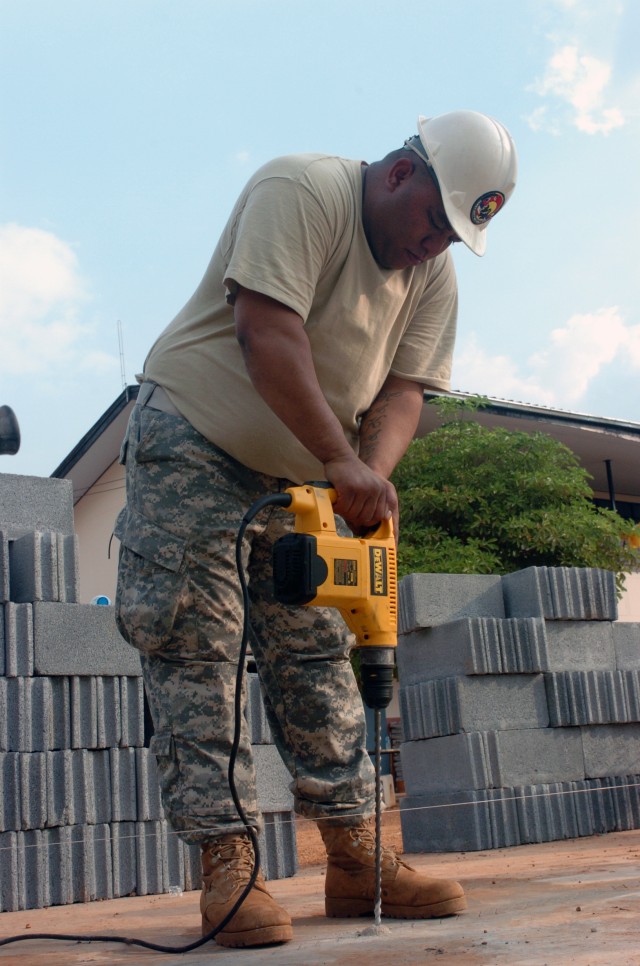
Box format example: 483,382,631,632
374,707,383,927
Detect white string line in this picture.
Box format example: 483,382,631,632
1,780,639,855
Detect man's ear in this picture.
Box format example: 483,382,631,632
386,156,415,191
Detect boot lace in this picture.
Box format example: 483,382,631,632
208,836,256,885
349,824,399,865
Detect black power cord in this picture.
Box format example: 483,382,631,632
0,491,292,954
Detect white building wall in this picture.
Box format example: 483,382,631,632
73,459,125,603
618,571,640,622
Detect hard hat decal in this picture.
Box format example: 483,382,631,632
470,191,505,225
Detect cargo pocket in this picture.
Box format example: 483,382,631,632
148,732,178,798
114,507,188,654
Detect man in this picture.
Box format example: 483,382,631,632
115,110,517,949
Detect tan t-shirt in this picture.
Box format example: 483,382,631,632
144,154,458,483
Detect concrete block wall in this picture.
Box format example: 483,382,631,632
0,473,297,912
398,568,640,852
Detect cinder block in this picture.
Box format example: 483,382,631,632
9,531,79,603
581,777,628,834
47,750,118,829
400,674,549,741
136,748,164,821
0,678,6,750
0,753,20,831
3,677,56,752
502,567,617,621
400,733,491,794
614,623,640,670
397,617,548,684
69,677,138,752
181,837,202,891
253,744,294,812
545,622,615,672
66,749,98,825
42,827,71,907
259,811,297,879
20,752,47,830
567,778,602,835
96,677,121,748
0,473,74,536
42,824,113,906
46,750,75,827
493,727,585,786
515,781,580,844
3,601,34,677
50,677,71,750
89,749,113,825
400,788,520,853
11,825,114,912
163,820,186,891
581,724,640,779
545,671,637,727
135,820,167,896
245,671,272,744
0,830,20,911
33,601,142,676
21,829,48,910
623,671,640,721
0,533,9,604
70,676,98,748
401,728,585,796
399,573,504,634
120,676,145,748
166,834,201,893
606,775,640,831
110,748,138,822
111,821,137,897
89,823,114,900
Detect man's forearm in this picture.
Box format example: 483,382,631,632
233,285,396,530
359,376,425,478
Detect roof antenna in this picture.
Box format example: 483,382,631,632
117,319,127,390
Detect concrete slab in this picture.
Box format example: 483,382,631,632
0,827,639,965
399,573,504,634
32,602,142,677
0,475,74,537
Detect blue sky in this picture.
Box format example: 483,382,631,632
1,0,639,477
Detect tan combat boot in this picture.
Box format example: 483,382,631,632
319,821,466,919
200,833,293,948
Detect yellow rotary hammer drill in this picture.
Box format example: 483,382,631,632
273,483,397,710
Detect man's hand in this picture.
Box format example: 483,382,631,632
323,452,398,536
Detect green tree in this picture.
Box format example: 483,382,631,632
392,397,639,591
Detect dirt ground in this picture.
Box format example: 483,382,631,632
1,817,639,965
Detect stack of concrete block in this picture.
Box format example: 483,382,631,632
0,472,297,912
397,568,640,852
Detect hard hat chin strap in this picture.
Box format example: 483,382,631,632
403,135,432,167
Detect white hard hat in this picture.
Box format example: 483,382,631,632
413,110,518,256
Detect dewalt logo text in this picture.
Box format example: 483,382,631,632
369,546,387,597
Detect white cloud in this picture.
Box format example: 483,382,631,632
529,43,625,135
453,308,640,409
452,334,556,406
0,223,117,378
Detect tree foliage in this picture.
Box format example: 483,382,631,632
392,397,639,590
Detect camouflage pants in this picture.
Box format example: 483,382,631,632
114,401,375,844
